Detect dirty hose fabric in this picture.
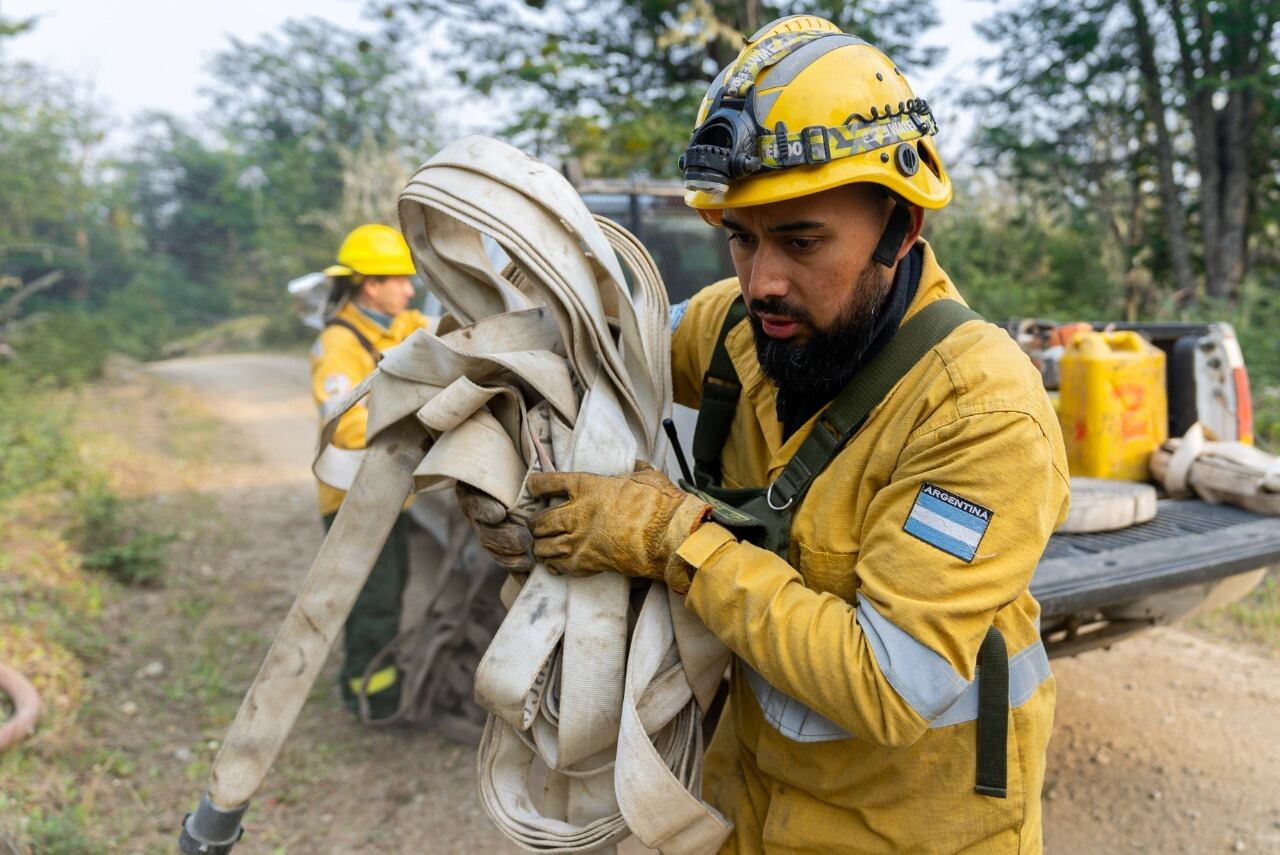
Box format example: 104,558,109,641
314,136,733,854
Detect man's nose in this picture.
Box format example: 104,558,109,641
747,243,790,304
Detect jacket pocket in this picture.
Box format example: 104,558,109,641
795,543,860,601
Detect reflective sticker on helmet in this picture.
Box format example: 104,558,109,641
725,30,829,98
759,101,937,169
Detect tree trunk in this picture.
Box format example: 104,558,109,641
1217,89,1252,301
1128,0,1197,303
1169,0,1227,299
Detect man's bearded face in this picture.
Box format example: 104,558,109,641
720,183,919,394
748,261,893,392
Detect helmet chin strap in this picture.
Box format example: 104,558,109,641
871,200,912,268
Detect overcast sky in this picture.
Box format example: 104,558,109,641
4,0,997,162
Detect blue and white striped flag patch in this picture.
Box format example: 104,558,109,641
903,483,993,563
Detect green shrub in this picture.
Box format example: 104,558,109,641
23,806,97,854
70,478,172,587
0,377,79,504
259,306,315,350
6,312,114,387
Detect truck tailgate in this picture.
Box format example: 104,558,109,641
1032,499,1280,619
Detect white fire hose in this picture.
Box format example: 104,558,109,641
1152,423,1280,515
180,137,731,854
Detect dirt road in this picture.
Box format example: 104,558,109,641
146,353,517,854
150,353,1280,854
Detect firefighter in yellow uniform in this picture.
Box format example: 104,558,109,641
462,16,1069,854
310,223,429,720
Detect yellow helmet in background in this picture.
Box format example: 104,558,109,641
324,224,415,278
681,15,952,222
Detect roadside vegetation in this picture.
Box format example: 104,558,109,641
0,324,165,849
1194,574,1280,654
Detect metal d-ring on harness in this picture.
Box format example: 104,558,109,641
685,295,1012,799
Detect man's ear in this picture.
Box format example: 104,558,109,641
897,205,924,263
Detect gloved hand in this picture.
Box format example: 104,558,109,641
455,482,535,572
526,462,713,593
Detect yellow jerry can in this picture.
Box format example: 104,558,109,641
1058,331,1168,481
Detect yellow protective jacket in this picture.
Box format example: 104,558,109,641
310,301,430,515
671,240,1070,854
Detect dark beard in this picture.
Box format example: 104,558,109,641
748,263,893,397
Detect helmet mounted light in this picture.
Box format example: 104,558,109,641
679,87,766,199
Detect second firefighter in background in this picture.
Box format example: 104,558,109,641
310,223,428,720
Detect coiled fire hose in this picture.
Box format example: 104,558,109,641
0,661,40,753
1152,423,1280,515
180,137,731,854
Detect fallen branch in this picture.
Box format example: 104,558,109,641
0,270,65,326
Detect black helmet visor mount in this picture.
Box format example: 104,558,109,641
679,86,766,199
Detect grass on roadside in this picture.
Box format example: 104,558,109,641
71,477,174,587
0,369,200,852
1191,569,1280,654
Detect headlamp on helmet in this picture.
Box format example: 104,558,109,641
679,87,766,199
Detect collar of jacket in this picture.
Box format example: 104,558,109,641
355,302,395,329
333,301,428,350
720,237,970,481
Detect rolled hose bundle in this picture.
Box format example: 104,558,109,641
1151,423,1280,515
181,136,732,855
313,136,733,853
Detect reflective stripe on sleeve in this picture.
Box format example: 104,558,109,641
929,635,1050,728
744,599,1051,742
856,592,970,721
743,662,852,742
669,300,690,334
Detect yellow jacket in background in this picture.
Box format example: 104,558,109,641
310,301,430,515
671,240,1070,854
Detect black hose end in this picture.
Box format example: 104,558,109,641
179,793,246,855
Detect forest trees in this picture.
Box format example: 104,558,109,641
1,16,438,338
972,0,1280,305
376,0,940,177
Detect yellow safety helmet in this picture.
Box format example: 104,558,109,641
323,223,416,278
682,16,951,223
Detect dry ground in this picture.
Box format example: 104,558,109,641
4,352,1279,853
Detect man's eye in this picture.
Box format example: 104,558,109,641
788,238,818,251
727,232,755,246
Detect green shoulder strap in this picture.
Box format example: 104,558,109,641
765,299,983,513
691,297,749,488
326,318,383,363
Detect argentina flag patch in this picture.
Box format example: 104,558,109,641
903,483,993,563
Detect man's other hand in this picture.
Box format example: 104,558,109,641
455,482,535,572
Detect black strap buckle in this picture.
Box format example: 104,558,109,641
801,126,831,164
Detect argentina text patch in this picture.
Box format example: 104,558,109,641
903,483,992,563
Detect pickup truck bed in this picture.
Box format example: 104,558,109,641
1034,499,1280,655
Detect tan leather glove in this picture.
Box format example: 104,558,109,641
526,462,712,593
455,482,535,572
